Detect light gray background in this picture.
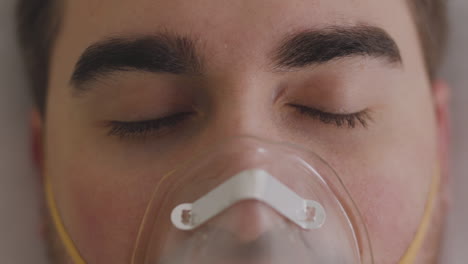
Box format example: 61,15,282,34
0,0,466,263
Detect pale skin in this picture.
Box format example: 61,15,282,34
32,0,451,263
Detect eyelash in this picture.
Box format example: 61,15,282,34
107,112,194,139
290,104,372,129
107,105,371,139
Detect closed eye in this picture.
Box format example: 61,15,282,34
106,112,194,139
290,104,372,128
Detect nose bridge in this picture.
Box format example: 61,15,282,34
204,73,278,142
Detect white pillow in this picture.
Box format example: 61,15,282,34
0,0,48,263
440,1,468,263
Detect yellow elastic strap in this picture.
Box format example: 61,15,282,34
398,169,440,264
45,176,86,264
131,169,177,264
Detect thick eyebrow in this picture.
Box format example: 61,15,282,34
273,25,402,70
70,33,203,88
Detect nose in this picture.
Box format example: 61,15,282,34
195,73,286,146
198,200,289,263
208,200,278,243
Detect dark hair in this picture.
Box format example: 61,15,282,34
16,0,61,114
16,0,448,114
408,0,448,79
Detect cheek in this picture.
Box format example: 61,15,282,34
50,156,160,264
328,160,431,264
334,131,437,263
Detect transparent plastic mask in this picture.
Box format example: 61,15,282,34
131,136,374,264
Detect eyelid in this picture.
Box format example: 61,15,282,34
289,104,372,128
106,112,194,139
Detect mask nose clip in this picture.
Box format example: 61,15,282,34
171,169,326,231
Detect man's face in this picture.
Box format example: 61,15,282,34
43,0,447,263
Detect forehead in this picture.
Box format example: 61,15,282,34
58,0,416,60
62,0,410,29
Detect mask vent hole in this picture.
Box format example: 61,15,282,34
305,206,317,222
181,209,192,225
